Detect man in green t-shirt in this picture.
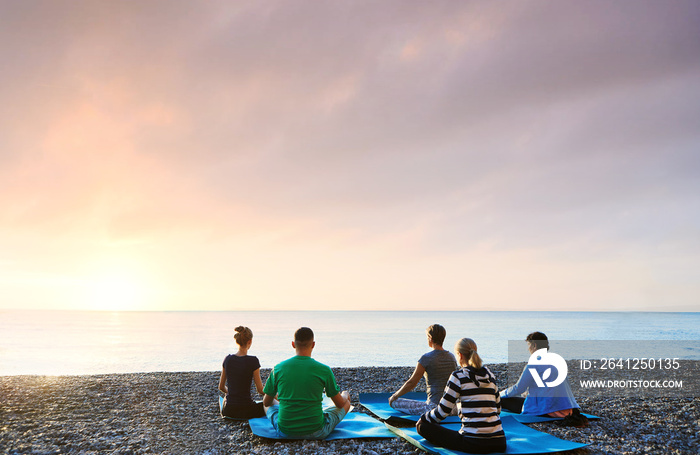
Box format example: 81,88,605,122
262,327,351,439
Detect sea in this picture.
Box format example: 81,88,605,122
1,310,699,376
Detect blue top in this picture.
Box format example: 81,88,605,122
500,364,579,415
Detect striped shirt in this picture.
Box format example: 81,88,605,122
423,365,504,438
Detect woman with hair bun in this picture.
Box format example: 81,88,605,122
218,326,266,419
417,338,506,454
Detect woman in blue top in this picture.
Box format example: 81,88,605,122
500,331,580,418
218,326,266,419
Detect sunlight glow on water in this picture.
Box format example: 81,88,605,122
1,310,699,375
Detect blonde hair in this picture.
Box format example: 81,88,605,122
234,326,253,346
455,337,483,369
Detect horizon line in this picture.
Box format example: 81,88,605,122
2,308,698,314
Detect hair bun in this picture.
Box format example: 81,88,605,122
233,326,253,347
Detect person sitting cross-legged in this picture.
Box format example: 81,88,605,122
417,338,506,454
389,323,457,415
262,327,351,439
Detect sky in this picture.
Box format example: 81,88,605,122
1,0,699,312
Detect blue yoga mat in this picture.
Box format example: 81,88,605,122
359,392,598,424
501,410,599,424
386,415,589,455
249,411,398,440
359,392,461,423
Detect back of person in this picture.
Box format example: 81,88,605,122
519,365,579,415
263,327,350,439
267,355,339,435
448,366,503,437
500,332,581,418
389,324,458,416
420,349,458,405
418,338,506,454
223,354,259,405
218,326,266,420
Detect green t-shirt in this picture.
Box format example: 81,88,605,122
263,355,341,435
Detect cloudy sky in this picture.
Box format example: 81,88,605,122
1,0,699,312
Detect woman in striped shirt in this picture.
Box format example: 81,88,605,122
417,338,506,454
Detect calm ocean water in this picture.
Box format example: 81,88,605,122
1,310,699,376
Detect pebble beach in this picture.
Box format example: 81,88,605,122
1,365,698,455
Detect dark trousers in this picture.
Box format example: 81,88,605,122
222,399,265,419
416,417,506,454
499,396,525,414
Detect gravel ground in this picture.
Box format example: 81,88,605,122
1,365,698,454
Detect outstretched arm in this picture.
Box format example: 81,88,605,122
500,366,532,398
389,363,425,405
